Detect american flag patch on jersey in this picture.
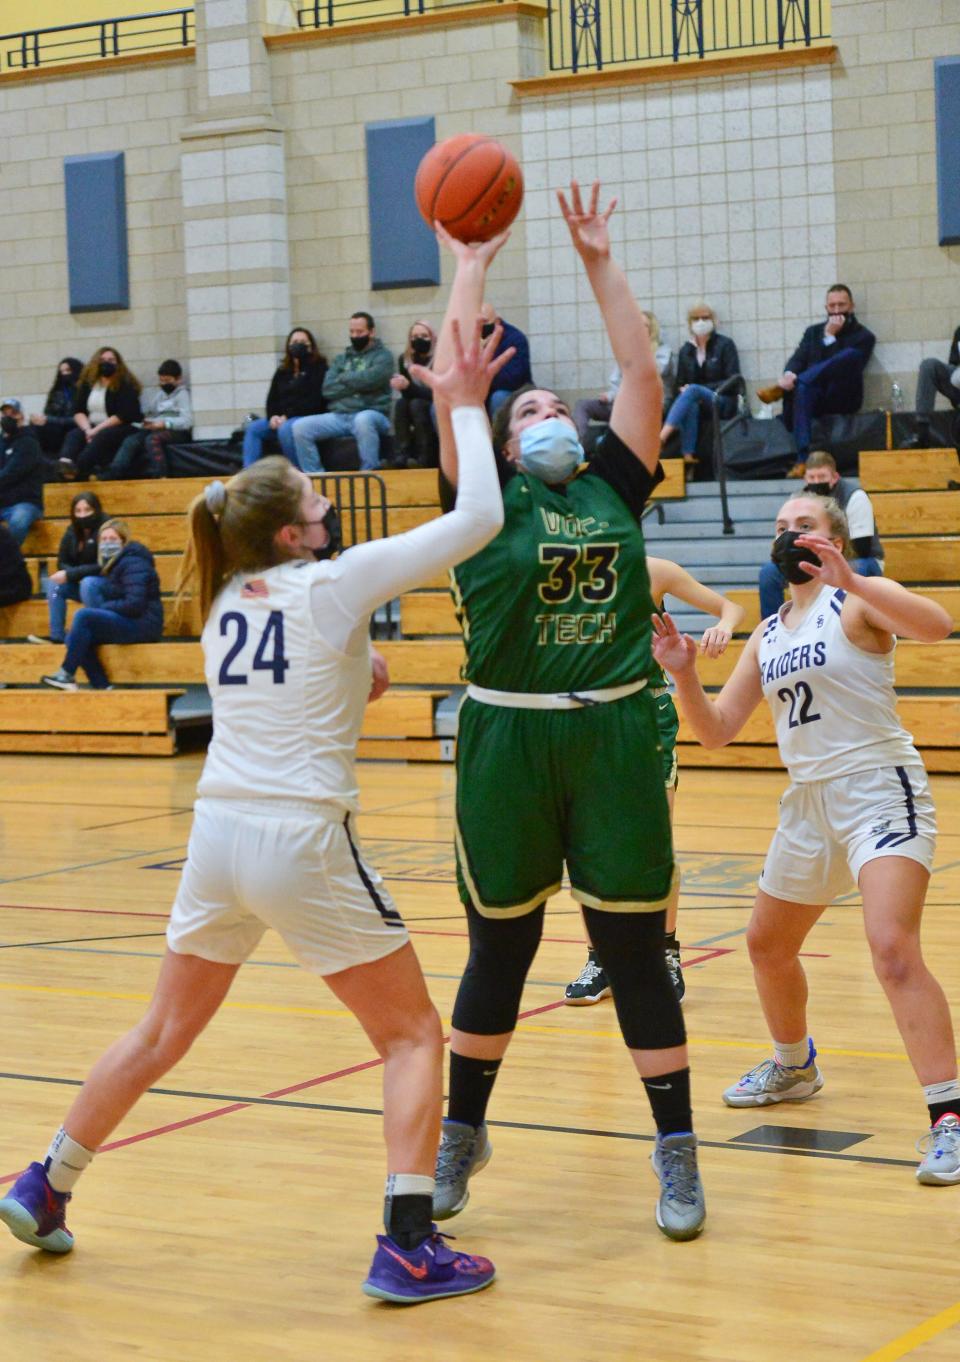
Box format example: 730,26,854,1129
241,579,270,599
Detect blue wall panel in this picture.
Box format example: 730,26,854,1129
365,117,440,291
64,152,129,312
934,57,960,247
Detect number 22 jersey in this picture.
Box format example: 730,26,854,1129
758,584,920,783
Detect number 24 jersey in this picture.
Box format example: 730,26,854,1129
758,585,920,784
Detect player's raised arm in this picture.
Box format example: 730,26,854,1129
653,613,764,748
650,558,745,659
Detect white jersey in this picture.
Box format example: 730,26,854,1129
196,406,503,812
758,584,920,783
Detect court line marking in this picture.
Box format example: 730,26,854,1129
83,809,193,832
0,844,189,886
0,932,165,951
859,1301,960,1362
0,1071,918,1172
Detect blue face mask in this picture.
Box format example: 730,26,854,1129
518,417,583,483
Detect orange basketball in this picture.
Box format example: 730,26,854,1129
414,133,524,243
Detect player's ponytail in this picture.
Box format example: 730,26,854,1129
174,456,304,626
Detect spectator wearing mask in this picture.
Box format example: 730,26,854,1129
103,361,193,480
58,347,143,482
574,310,674,440
292,313,394,472
757,449,883,618
0,399,44,546
479,301,532,416
660,303,740,476
0,520,31,607
757,285,876,477
29,358,83,465
41,518,163,691
390,320,439,468
242,329,327,468
28,493,107,645
902,324,960,449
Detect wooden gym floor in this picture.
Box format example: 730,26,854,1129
1,755,959,1362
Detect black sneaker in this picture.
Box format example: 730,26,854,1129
564,950,611,1006
666,944,686,1002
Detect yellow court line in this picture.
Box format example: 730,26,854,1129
861,1301,960,1361
0,981,354,1020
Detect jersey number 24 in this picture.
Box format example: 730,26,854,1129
218,610,289,686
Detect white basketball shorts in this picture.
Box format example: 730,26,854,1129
759,763,937,905
167,798,409,974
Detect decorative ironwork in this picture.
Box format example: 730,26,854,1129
570,1,602,74
0,9,194,71
671,1,703,63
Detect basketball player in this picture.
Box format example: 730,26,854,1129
0,322,512,1302
652,493,960,1181
429,183,706,1242
564,561,744,1005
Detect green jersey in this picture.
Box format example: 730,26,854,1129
450,430,661,693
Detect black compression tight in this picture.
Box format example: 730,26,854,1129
450,900,685,1053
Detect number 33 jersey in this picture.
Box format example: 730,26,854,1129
758,585,920,783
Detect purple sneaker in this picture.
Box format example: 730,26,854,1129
362,1227,495,1304
0,1161,74,1253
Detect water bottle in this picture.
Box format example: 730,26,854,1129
890,382,904,412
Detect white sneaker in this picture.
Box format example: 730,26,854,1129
722,1057,824,1107
916,1113,960,1185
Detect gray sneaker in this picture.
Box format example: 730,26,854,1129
41,668,78,692
722,1057,824,1107
916,1112,960,1185
651,1133,705,1241
433,1119,492,1220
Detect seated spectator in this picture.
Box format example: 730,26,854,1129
757,285,875,477
242,329,327,468
29,357,83,469
0,400,44,546
390,320,439,468
0,520,31,607
27,493,106,644
902,323,960,449
660,303,740,476
292,312,393,472
758,449,883,618
480,301,532,416
41,518,163,691
58,347,143,482
574,310,673,440
103,361,193,479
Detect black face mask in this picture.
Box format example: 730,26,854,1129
350,335,371,353
290,342,310,363
59,372,74,387
801,481,833,497
1,415,18,439
410,336,432,357
480,322,496,340
159,381,177,394
311,505,342,561
99,361,117,377
771,530,821,585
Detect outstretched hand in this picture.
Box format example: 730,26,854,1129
651,611,698,677
434,221,511,271
556,180,616,263
793,534,857,591
699,625,732,659
409,317,515,409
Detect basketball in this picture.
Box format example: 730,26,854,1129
414,133,524,243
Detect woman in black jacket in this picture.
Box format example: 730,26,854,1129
29,492,106,644
242,328,327,467
42,518,163,691
390,320,439,468
29,358,83,464
660,303,740,474
58,347,143,482
0,521,31,607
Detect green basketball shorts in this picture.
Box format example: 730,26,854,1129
455,688,676,918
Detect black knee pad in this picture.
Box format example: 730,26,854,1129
584,907,686,1051
451,901,545,1035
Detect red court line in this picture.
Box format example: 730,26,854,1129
0,1001,567,1186
0,903,169,921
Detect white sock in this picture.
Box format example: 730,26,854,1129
385,1172,435,1200
45,1127,95,1194
923,1079,960,1109
774,1037,814,1070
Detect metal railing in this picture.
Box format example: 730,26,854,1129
313,471,395,636
0,9,194,72
550,0,828,75
710,374,750,536
297,0,502,26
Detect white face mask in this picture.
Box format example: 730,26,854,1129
690,319,714,338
